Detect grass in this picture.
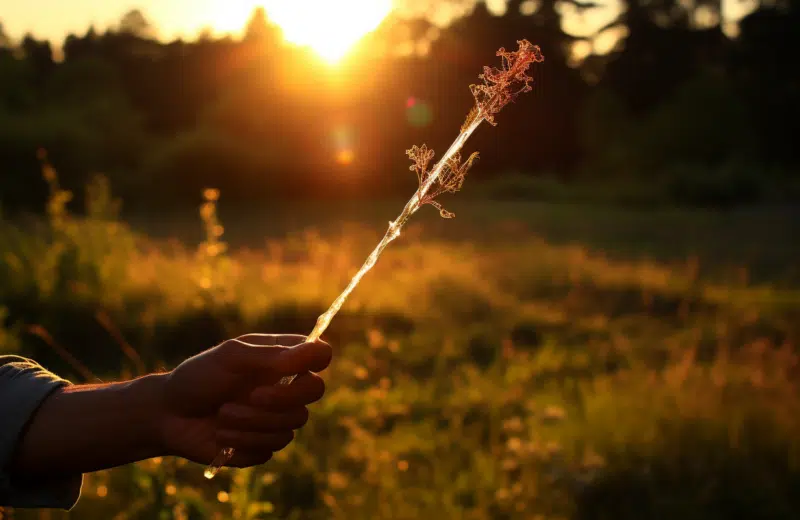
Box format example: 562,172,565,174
1,175,799,519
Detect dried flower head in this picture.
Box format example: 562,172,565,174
470,39,544,126
406,144,435,186
407,145,479,218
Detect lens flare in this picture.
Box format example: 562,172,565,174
336,149,356,165
332,124,357,165
406,96,433,128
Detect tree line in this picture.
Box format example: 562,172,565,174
0,0,797,212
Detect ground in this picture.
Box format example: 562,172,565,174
3,192,799,519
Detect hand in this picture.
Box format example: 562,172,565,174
159,334,332,467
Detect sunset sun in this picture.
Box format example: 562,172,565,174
263,0,393,62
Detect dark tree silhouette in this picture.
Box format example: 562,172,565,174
597,0,726,112
0,0,796,212
244,6,280,45
118,9,157,40
0,21,10,48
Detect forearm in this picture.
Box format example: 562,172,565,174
11,373,168,477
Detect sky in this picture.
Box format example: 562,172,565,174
0,0,755,47
0,0,263,42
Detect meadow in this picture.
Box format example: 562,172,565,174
2,171,799,519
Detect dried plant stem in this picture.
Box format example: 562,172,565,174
204,117,485,480
306,116,484,343
205,40,543,479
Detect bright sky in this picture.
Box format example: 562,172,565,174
0,0,262,42
0,0,755,47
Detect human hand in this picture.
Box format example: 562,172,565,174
158,334,332,467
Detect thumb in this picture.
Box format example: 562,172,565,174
270,340,333,376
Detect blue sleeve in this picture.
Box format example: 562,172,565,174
0,355,83,510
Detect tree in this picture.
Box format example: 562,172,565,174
21,34,54,87
196,26,215,43
0,21,10,48
63,26,99,61
593,0,726,113
118,9,157,39
244,6,278,44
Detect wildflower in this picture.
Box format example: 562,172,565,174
200,203,214,221
502,416,524,433
354,365,369,380
545,441,562,457
203,188,220,201
506,437,523,452
582,449,606,470
328,471,349,489
541,405,567,423
367,328,385,348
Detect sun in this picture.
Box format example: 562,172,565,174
263,0,393,63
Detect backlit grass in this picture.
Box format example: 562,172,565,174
1,176,798,519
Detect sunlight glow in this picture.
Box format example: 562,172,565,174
205,1,260,35
336,149,356,165
264,0,393,62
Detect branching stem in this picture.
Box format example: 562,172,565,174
306,115,484,342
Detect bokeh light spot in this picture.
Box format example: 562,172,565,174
336,149,356,165
332,124,357,165
406,97,433,128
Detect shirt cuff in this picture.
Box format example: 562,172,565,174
0,356,83,510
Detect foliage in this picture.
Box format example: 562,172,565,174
1,0,799,212
1,175,799,519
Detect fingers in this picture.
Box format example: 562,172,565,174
213,371,326,470
218,429,294,453
219,403,309,431
223,338,332,378
227,450,273,469
271,341,332,376
250,372,326,409
235,334,308,347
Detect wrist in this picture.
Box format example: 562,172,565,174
123,372,171,459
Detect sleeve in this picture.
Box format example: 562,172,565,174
0,355,83,510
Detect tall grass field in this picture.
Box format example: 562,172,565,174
1,173,799,519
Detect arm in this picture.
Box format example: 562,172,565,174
3,335,332,508
10,373,167,477
0,356,81,509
